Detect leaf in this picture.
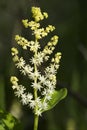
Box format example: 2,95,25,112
42,88,67,112
0,125,5,130
0,109,23,130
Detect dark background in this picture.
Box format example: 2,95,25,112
0,0,87,130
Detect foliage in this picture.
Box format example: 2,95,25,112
42,88,67,112
0,109,23,130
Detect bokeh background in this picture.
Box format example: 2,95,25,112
0,0,87,130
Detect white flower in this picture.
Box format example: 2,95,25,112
30,100,36,109
42,89,47,96
30,70,40,79
45,66,50,74
39,75,46,83
14,86,26,98
31,82,42,90
44,80,51,87
27,93,33,100
35,109,42,116
55,64,60,69
35,53,44,65
30,41,40,52
16,57,25,69
47,88,54,95
45,95,52,101
41,102,48,110
30,54,43,66
24,65,33,74
44,55,49,61
49,65,56,74
35,97,41,104
12,85,19,90
21,93,27,105
30,57,37,64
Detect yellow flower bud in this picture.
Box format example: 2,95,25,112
43,12,48,18
22,19,29,28
11,47,18,56
15,35,20,41
10,76,18,85
12,55,19,62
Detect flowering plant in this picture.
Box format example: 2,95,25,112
10,7,67,130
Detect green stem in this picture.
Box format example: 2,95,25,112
33,38,39,130
34,114,39,130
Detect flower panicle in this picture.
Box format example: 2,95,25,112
10,6,62,116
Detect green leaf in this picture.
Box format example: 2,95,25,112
0,109,23,130
42,88,67,112
0,125,5,130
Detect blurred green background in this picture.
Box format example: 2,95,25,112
0,0,87,130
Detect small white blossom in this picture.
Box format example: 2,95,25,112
35,109,42,116
47,88,54,95
45,95,52,101
30,41,40,52
35,97,41,104
27,93,33,100
14,85,26,98
21,93,27,105
44,80,52,87
49,65,56,74
35,53,44,65
30,57,37,64
12,85,19,90
41,102,48,110
30,70,40,79
24,65,33,75
39,75,46,83
30,100,36,109
31,82,42,91
42,89,47,96
16,57,25,69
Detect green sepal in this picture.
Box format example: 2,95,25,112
42,88,67,112
0,109,23,130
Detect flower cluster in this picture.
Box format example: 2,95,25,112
10,7,62,116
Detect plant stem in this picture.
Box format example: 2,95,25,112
33,38,39,130
34,114,39,130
